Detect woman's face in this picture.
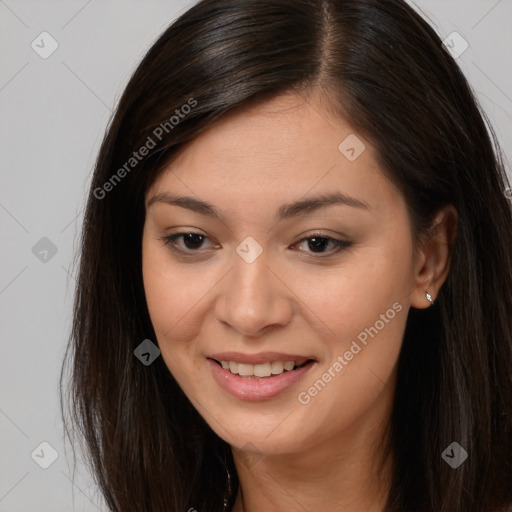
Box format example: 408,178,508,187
142,92,418,458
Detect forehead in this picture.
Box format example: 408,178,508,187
147,92,397,218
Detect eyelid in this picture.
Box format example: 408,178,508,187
293,232,352,257
159,231,216,253
159,231,352,257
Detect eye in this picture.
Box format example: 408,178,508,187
293,233,352,256
158,232,352,258
159,232,215,254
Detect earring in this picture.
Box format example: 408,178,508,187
426,291,435,305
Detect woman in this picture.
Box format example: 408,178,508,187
61,0,512,510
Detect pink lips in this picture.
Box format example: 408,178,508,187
207,355,315,401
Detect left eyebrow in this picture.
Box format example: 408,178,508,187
145,191,371,220
276,192,371,220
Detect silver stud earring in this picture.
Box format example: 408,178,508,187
426,291,434,305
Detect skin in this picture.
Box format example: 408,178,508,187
142,91,457,511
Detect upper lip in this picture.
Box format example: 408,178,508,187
208,352,314,365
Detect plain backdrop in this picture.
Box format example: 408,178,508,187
1,1,511,510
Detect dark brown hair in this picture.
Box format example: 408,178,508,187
61,0,512,510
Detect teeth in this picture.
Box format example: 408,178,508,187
271,361,284,374
219,360,300,377
254,362,271,377
238,363,254,376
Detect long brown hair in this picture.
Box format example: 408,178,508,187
60,0,512,510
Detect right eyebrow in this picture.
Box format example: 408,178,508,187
146,193,221,217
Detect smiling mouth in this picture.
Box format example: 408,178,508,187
209,358,315,379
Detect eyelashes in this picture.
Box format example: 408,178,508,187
161,232,213,252
158,231,352,259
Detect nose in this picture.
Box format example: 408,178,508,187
214,249,293,337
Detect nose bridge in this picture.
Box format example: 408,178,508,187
215,241,292,335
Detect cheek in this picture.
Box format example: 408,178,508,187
141,238,224,396
289,233,411,420
142,232,205,329
142,264,195,391
142,246,176,334
290,237,412,349
142,241,200,358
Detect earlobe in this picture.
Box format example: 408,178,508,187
410,205,458,309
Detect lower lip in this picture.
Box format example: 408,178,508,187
207,358,315,401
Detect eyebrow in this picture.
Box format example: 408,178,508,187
146,191,371,221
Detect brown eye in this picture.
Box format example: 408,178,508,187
178,233,206,250
305,236,333,253
161,232,213,254
294,234,352,256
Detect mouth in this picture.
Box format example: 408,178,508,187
208,358,315,379
206,351,317,400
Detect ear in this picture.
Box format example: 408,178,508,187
410,205,458,309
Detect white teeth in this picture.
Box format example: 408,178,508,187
271,361,284,374
219,360,300,377
237,363,253,376
254,362,271,377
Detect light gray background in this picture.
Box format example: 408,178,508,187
1,1,511,510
